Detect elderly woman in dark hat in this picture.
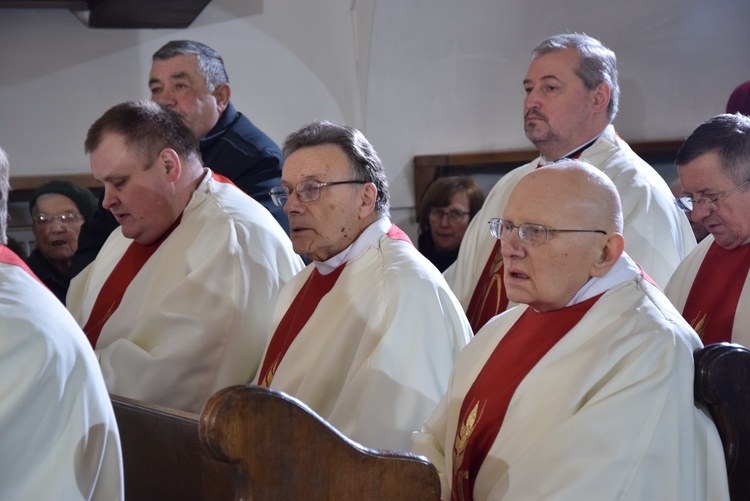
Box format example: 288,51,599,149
26,180,97,304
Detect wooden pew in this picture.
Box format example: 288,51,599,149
694,343,750,500
112,387,441,500
110,394,235,500
200,384,442,501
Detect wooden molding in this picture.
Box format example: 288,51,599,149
413,139,685,206
10,173,99,192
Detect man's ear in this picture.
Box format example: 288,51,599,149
358,182,378,219
158,148,182,182
592,82,611,115
590,232,624,277
213,83,231,113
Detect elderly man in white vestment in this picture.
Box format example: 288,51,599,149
67,101,304,414
667,113,750,348
412,160,729,500
0,147,124,500
444,33,695,333
254,121,472,451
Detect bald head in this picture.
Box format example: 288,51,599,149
515,159,623,235
500,159,625,311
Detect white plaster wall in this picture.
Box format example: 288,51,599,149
1,0,748,239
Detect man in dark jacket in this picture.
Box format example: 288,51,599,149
71,40,287,276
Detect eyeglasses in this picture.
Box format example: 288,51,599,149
674,179,750,213
488,218,606,245
269,180,368,207
32,211,82,226
429,207,471,222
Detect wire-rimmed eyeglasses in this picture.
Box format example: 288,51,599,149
269,180,368,207
32,211,82,226
674,179,750,213
488,218,607,245
429,208,470,222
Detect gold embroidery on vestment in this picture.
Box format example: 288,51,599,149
452,399,485,501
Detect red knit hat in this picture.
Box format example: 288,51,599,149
726,81,750,115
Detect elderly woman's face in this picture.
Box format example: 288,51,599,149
31,194,84,268
429,192,471,252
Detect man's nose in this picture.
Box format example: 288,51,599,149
153,89,174,106
500,229,524,259
524,90,540,110
690,202,713,222
283,190,304,215
102,188,118,210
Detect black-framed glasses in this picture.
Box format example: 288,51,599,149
32,211,82,226
674,179,750,213
488,218,606,245
269,180,368,207
429,207,471,222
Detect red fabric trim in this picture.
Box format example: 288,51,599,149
636,263,660,291
451,294,602,500
0,245,43,284
257,263,347,387
211,172,235,186
82,216,181,348
466,240,508,332
682,242,750,344
386,224,413,245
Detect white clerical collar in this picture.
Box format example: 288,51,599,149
314,217,391,275
539,125,613,165
566,252,641,307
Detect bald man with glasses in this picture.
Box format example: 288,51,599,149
255,120,472,452
412,159,728,500
666,113,750,347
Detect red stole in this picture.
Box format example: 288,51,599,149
257,264,346,387
465,240,507,333
682,241,750,344
451,294,602,501
257,223,409,387
83,216,181,348
0,245,42,284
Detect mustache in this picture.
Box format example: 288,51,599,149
525,109,548,122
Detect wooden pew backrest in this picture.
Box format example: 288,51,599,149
111,394,235,501
694,342,750,500
200,384,441,501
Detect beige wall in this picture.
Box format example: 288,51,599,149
1,0,748,237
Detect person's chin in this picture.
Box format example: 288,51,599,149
290,235,314,256
120,224,140,241
712,232,743,250
434,239,458,253
504,288,527,306
47,249,74,262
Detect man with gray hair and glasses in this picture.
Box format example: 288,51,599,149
445,33,695,333
254,120,472,451
666,113,750,347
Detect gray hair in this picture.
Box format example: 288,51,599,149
0,147,9,245
282,121,390,216
533,33,619,122
153,40,229,92
676,113,750,184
